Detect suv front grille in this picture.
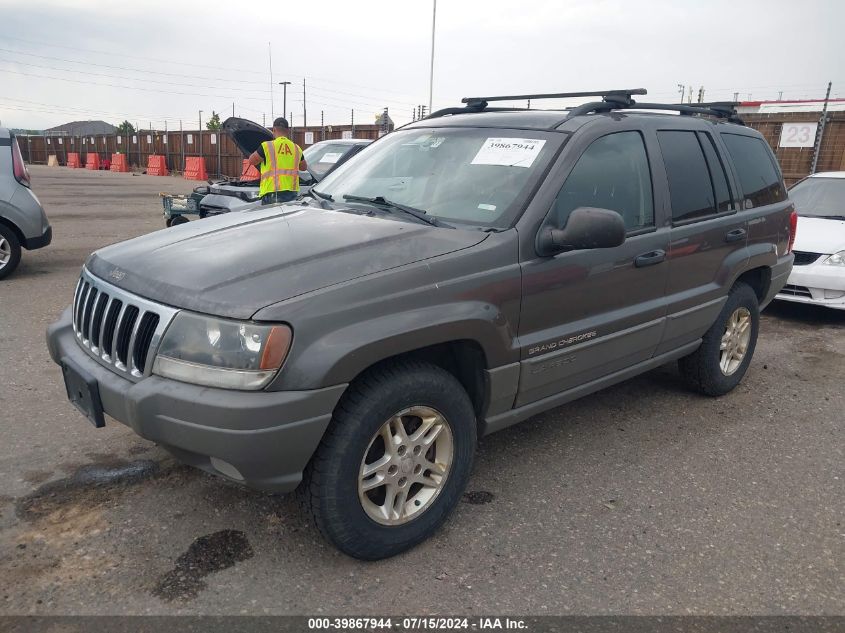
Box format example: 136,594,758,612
71,269,178,379
793,251,823,266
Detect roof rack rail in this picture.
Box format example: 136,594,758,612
424,89,744,126
567,99,745,125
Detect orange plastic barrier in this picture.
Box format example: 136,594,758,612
147,155,169,176
111,154,129,173
183,156,208,181
85,154,100,170
241,159,259,180
67,153,81,168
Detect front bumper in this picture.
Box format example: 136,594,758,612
47,307,347,492
23,224,52,250
775,258,845,310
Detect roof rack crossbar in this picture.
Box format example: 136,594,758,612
461,88,646,108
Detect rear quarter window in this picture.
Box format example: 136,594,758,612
721,133,787,208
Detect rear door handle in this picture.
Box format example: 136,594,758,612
725,228,746,243
634,249,666,267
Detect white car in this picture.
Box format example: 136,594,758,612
776,172,845,310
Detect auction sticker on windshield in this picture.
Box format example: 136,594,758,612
471,138,546,168
319,152,343,164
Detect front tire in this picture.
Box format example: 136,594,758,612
679,282,760,396
299,361,477,560
0,225,22,280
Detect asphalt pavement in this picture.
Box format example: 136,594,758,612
0,166,842,616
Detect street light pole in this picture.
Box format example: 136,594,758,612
429,0,437,112
198,110,203,155
279,82,291,124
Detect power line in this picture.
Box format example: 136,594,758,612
0,56,271,94
1,33,425,101
0,67,272,102
0,47,270,85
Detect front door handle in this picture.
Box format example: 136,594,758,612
634,249,666,267
725,228,747,243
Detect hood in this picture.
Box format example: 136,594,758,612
221,117,273,158
794,216,845,254
86,206,487,319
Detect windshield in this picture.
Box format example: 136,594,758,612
313,128,561,228
789,177,845,218
304,142,357,179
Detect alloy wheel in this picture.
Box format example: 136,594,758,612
358,406,454,526
719,307,752,376
0,237,10,269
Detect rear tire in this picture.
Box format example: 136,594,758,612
298,361,477,560
679,282,760,396
167,215,189,227
0,225,22,280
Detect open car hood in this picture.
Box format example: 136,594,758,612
221,116,318,183
221,116,273,158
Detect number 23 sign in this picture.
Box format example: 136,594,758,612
779,122,818,148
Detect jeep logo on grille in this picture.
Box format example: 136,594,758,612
109,268,126,282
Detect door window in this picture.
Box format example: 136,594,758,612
549,131,654,232
657,130,722,222
721,133,787,208
697,132,733,213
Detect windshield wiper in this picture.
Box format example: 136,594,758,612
311,188,334,201
342,195,452,228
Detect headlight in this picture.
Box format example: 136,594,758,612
823,250,845,266
152,312,292,390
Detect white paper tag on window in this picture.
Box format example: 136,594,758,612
471,138,546,168
319,152,343,164
478,203,497,211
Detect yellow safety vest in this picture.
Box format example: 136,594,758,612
259,137,302,196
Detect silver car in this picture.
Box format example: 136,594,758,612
0,128,52,279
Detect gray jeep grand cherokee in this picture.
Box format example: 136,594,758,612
47,89,795,559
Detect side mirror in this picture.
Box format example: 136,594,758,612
537,207,626,256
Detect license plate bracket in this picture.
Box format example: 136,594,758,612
61,357,105,428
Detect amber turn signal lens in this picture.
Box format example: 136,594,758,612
259,325,293,370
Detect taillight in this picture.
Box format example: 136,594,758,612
787,208,798,254
11,136,31,188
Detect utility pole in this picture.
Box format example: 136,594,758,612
778,91,783,101
302,77,307,128
429,0,437,112
678,84,685,102
268,42,274,119
321,110,324,141
733,92,739,102
198,110,202,157
810,81,832,174
687,85,693,104
351,109,355,137
697,86,704,103
279,81,291,122
233,102,235,117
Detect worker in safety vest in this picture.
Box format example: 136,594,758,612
247,117,308,205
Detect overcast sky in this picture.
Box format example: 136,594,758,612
0,0,843,131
